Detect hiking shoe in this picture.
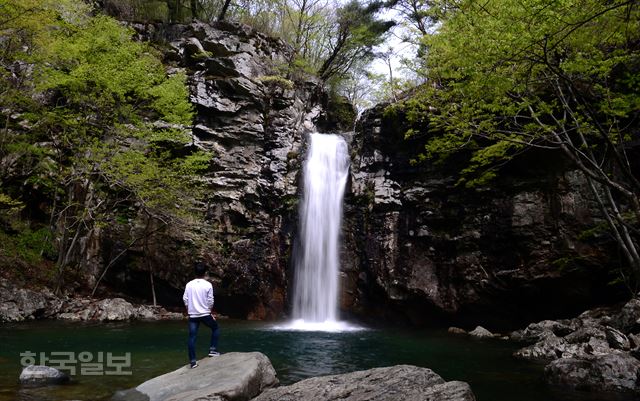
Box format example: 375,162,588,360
190,362,198,369
208,351,220,357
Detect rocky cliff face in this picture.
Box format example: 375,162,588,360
7,19,623,326
91,21,352,319
341,104,624,329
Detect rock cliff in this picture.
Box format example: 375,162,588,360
341,103,625,329
3,18,627,327
88,21,353,320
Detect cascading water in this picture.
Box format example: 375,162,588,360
284,132,356,331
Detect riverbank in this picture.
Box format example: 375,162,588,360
0,279,182,322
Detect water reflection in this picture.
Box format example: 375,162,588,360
1,320,638,401
255,326,383,384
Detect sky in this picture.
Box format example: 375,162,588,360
370,7,418,79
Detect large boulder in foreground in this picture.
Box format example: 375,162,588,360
544,353,640,395
252,365,475,401
19,365,70,386
112,352,277,401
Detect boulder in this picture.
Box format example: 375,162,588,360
576,305,617,328
514,320,575,344
19,365,70,386
112,352,277,401
514,326,616,362
468,326,493,338
0,280,61,322
448,327,467,335
613,298,640,332
55,298,180,321
514,332,568,361
252,365,476,401
183,37,206,63
605,326,631,351
93,298,135,321
544,353,640,395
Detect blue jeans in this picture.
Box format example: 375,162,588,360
188,315,220,364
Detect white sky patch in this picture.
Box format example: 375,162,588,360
370,7,418,79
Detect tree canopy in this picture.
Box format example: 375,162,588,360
102,0,394,84
0,0,209,288
395,0,640,288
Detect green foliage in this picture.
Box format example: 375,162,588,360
103,0,170,22
147,73,194,125
0,224,56,265
400,0,640,186
34,15,193,129
258,75,295,90
0,193,23,213
147,128,191,145
0,0,208,279
318,0,395,81
176,151,213,175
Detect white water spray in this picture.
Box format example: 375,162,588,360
287,133,354,331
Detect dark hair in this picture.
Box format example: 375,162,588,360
194,262,207,277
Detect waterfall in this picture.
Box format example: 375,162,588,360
291,133,349,327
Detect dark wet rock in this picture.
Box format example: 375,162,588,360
57,298,182,322
510,320,576,344
545,353,640,395
468,326,493,338
605,327,631,351
112,352,277,401
19,365,70,386
0,278,181,321
85,21,355,321
514,332,568,361
514,323,617,362
342,103,621,327
613,298,640,332
0,280,62,322
512,302,640,401
576,305,618,328
564,326,607,344
252,365,476,401
183,37,206,64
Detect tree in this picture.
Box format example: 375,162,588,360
387,0,433,36
317,0,395,81
217,0,232,20
282,0,330,68
0,0,210,292
399,0,640,289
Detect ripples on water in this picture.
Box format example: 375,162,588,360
0,320,637,401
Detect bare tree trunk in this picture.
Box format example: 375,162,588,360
54,224,82,295
386,53,396,102
190,0,198,20
91,236,140,298
586,178,640,290
217,0,232,21
91,216,166,298
150,270,157,307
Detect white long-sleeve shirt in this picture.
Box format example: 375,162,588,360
183,278,214,317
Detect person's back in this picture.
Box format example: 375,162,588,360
183,278,213,317
182,262,220,368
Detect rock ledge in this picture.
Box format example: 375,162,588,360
113,352,277,401
252,364,475,401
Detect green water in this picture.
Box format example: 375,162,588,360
0,320,634,401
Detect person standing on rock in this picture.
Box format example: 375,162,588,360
183,262,220,368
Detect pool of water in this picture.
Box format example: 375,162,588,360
0,319,634,401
